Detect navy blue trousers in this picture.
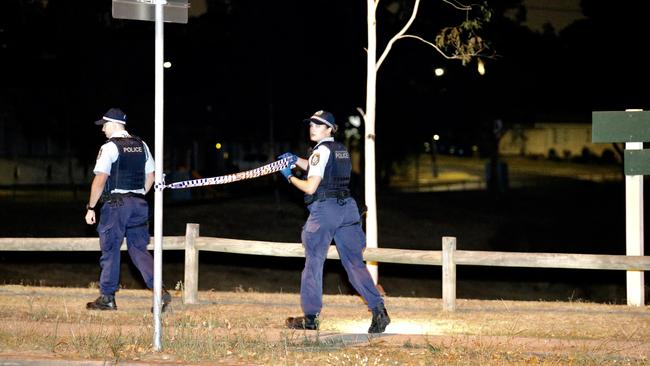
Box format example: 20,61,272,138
300,197,383,315
97,197,153,295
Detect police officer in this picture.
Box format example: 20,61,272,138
84,108,171,311
279,110,390,333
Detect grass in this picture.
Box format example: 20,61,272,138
0,285,648,365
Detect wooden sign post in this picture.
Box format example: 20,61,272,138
593,109,648,306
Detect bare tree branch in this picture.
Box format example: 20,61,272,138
356,107,367,121
441,0,471,11
399,34,487,60
376,0,422,71
376,0,490,71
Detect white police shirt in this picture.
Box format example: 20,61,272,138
307,137,333,179
93,130,155,194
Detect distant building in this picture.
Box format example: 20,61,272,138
499,122,620,162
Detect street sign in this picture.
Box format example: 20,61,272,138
111,0,190,350
591,109,646,307
624,149,650,175
112,0,189,24
592,111,650,143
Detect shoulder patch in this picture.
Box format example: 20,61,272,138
310,153,320,166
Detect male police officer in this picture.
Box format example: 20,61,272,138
84,108,171,311
278,110,390,333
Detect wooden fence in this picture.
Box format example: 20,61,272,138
1,223,649,310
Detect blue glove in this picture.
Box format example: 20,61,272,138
277,152,298,168
280,166,293,182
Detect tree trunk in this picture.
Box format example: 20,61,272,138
364,0,378,283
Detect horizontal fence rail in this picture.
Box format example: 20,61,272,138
0,237,186,251
0,236,647,270
1,223,648,310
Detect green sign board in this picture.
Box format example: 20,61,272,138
112,0,189,24
592,111,650,143
624,149,650,175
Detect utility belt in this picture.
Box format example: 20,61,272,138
304,190,350,205
101,191,146,204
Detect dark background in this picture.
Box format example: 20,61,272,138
2,0,650,167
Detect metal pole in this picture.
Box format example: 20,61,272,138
153,0,165,350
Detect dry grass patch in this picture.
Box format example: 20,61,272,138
0,285,648,365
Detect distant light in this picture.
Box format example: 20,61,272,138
215,143,222,150
223,152,229,159
163,61,172,68
434,68,445,77
348,115,361,128
433,134,440,141
477,58,486,76
472,145,478,152
386,1,400,14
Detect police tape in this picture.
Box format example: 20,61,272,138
159,157,293,190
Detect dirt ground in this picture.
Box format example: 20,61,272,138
0,285,649,365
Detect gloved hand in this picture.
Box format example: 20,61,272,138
277,152,298,168
280,166,293,182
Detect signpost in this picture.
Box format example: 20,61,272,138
592,109,647,306
112,0,189,351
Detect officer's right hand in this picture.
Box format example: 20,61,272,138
85,210,96,225
277,152,298,167
279,166,293,182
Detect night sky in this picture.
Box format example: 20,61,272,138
1,0,649,172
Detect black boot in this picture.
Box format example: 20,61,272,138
151,288,172,313
86,294,117,310
368,304,390,333
161,288,172,312
286,314,319,330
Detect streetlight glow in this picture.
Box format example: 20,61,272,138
477,58,485,75
434,67,445,77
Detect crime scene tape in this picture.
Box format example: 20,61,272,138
160,157,293,190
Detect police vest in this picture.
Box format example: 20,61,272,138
314,140,351,195
105,136,147,193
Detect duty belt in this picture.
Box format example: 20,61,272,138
304,190,350,205
102,192,146,204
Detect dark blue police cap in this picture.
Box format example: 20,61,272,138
95,108,127,125
303,110,337,132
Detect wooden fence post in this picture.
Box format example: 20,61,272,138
442,236,457,312
183,223,200,304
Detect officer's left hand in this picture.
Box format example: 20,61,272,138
277,152,298,168
279,166,293,182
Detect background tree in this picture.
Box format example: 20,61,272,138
361,0,492,282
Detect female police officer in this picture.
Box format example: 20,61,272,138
84,108,171,311
279,110,390,333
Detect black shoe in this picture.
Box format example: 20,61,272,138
151,288,172,313
86,294,117,311
368,304,390,333
286,314,319,330
161,288,172,312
